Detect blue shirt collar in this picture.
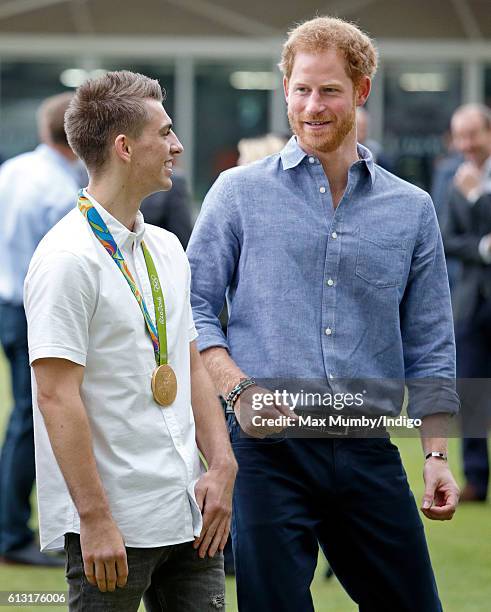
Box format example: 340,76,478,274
280,136,376,186
280,136,307,170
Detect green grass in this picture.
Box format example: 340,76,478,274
0,347,490,611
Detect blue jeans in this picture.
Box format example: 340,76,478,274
0,302,35,554
228,415,442,612
65,533,225,611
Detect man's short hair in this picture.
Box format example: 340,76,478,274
279,16,378,85
451,103,491,131
64,70,164,172
38,92,74,147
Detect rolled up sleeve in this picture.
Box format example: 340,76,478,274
400,196,460,418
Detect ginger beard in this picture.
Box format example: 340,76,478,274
288,94,357,154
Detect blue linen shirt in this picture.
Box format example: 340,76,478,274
187,137,459,418
0,144,81,305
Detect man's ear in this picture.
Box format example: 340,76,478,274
355,76,371,107
283,76,289,104
114,134,131,163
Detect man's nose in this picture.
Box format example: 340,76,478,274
460,140,473,154
305,92,326,115
170,133,184,155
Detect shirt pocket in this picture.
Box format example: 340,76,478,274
355,230,406,288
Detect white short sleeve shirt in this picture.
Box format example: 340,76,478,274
24,191,202,551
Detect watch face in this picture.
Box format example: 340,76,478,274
426,452,447,460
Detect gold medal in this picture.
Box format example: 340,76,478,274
151,364,178,406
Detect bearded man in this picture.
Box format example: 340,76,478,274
187,16,459,612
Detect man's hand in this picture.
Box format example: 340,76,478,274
480,233,491,257
454,162,481,199
32,358,128,592
421,458,460,521
235,385,297,438
199,347,296,438
79,514,128,592
193,465,236,558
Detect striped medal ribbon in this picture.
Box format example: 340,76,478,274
78,191,177,406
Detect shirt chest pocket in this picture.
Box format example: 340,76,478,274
355,231,407,288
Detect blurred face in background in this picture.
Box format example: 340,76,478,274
356,108,369,144
451,110,491,168
284,47,369,155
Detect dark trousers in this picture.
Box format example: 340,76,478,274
0,302,35,554
455,298,491,499
65,533,225,611
228,416,442,612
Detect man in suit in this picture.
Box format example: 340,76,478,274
444,103,491,502
355,107,393,172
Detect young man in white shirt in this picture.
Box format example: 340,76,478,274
24,70,236,611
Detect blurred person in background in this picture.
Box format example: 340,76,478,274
188,16,459,612
431,129,463,221
356,106,393,171
0,92,80,566
443,103,491,503
431,129,463,292
140,169,193,248
237,133,288,166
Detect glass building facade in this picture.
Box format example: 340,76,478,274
0,50,489,201
383,61,462,189
194,61,271,197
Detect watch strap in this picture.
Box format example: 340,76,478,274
425,451,448,461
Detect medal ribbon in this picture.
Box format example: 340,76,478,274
77,191,167,367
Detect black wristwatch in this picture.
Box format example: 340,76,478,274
425,451,448,462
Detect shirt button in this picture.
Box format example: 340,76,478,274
320,186,326,193
324,327,332,336
327,279,334,286
329,373,334,379
331,232,338,239
309,156,315,164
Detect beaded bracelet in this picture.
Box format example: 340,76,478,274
225,378,256,413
